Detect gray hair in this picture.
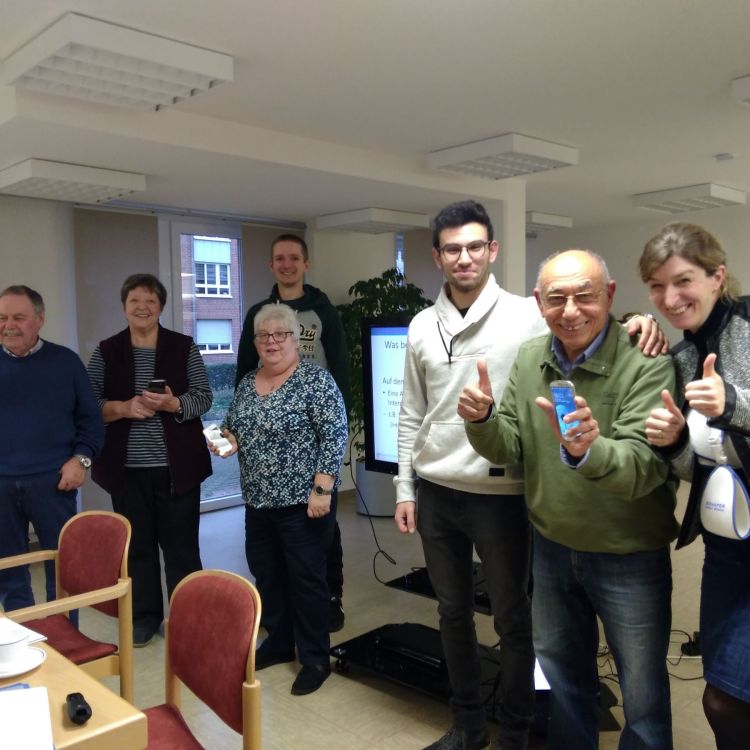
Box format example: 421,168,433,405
253,303,300,341
535,249,611,290
0,285,45,315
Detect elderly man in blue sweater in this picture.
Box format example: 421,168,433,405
0,285,104,611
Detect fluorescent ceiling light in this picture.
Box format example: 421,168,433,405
0,13,233,111
427,133,578,179
315,208,430,234
731,74,750,105
0,159,146,203
633,184,746,213
526,211,573,235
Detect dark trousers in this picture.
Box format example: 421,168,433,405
326,489,344,599
0,470,77,610
110,467,202,630
245,499,336,666
417,479,535,749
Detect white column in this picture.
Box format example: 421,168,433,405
483,178,527,296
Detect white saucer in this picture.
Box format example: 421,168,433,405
0,646,46,679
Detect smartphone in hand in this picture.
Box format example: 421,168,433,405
147,379,167,393
550,380,580,440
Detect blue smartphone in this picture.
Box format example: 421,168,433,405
550,380,580,440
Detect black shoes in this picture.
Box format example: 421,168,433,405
291,663,331,695
254,646,296,671
133,624,158,648
254,647,330,694
328,595,345,632
423,726,490,750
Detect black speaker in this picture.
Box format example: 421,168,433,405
332,623,451,698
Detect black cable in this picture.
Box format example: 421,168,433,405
667,671,704,682
343,431,397,585
672,628,693,641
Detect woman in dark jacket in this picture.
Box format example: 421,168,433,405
641,223,750,750
88,273,212,647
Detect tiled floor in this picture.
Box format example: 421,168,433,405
33,483,716,748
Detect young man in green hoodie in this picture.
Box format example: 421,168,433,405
236,234,351,631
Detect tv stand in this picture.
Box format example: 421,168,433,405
331,565,620,736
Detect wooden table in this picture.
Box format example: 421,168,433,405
0,642,147,749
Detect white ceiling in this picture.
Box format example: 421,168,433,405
2,0,750,228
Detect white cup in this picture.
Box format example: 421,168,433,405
0,628,29,667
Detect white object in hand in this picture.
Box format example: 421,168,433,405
202,424,233,456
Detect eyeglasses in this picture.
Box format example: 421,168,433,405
542,290,603,310
439,240,490,260
254,330,294,344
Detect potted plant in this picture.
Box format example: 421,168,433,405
337,268,431,514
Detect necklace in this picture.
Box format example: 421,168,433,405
258,369,291,394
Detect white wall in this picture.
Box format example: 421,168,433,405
306,229,397,304
526,205,750,342
0,195,78,350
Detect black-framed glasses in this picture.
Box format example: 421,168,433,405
254,330,294,344
542,290,603,310
439,240,490,260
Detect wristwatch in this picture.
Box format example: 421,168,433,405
74,454,92,470
314,485,333,496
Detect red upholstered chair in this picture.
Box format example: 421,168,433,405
144,569,262,750
0,511,133,702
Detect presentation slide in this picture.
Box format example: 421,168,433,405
369,325,408,465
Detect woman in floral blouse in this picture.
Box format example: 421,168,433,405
212,303,347,696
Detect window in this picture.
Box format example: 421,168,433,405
196,319,233,353
173,223,243,512
194,237,231,295
395,232,405,276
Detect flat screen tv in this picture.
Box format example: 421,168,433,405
361,317,411,474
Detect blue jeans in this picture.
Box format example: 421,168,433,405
417,480,534,749
245,499,336,666
532,530,673,750
0,470,77,610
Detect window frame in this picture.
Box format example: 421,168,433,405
194,260,231,297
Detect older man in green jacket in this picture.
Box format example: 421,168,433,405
460,249,678,750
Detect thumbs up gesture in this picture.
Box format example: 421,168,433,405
645,389,686,446
458,359,495,422
684,353,726,418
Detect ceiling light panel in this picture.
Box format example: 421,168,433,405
731,74,750,105
428,133,579,179
633,184,746,213
0,13,233,111
525,211,573,234
315,208,431,234
0,159,146,203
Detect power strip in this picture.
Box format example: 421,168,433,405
681,631,701,656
